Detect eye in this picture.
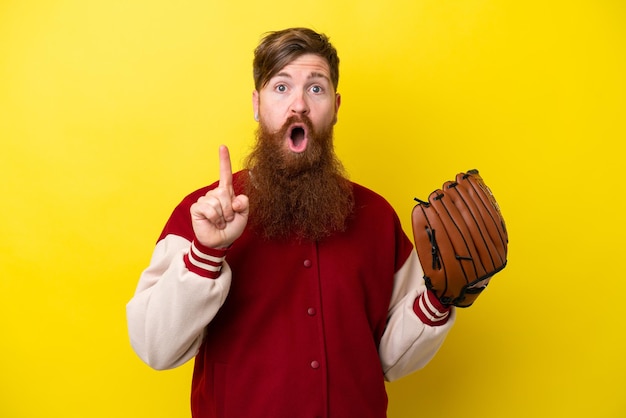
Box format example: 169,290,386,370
310,85,323,94
276,84,287,93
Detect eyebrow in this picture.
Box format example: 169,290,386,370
274,71,330,83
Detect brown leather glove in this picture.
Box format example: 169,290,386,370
412,170,508,307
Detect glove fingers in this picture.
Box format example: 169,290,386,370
458,172,508,263
446,178,506,273
429,186,490,281
412,199,468,304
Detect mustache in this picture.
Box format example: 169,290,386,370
287,114,313,126
277,114,315,137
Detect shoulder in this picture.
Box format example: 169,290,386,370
348,182,414,268
351,182,397,215
349,181,404,232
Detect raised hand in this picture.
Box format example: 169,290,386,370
190,145,249,249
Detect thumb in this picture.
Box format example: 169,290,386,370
231,194,249,215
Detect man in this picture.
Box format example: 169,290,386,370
127,27,455,418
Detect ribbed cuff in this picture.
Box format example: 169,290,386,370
183,240,228,279
413,290,451,326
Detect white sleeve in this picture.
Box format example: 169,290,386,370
379,249,456,381
126,234,232,370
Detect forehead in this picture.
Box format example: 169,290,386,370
273,53,331,80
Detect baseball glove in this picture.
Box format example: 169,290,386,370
412,169,508,307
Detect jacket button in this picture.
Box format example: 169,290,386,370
303,259,312,268
310,360,320,369
307,307,316,316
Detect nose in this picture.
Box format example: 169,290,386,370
290,90,309,115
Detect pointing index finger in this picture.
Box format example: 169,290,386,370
218,145,233,189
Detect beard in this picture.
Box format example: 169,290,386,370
241,115,354,242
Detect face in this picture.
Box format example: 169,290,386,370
252,53,341,155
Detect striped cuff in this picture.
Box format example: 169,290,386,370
183,240,228,279
413,290,451,326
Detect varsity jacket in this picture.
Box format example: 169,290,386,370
127,171,455,418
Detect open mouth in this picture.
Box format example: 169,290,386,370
288,125,308,153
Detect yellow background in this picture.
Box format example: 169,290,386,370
1,0,624,417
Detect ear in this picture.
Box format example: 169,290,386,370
252,90,260,121
333,92,341,125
